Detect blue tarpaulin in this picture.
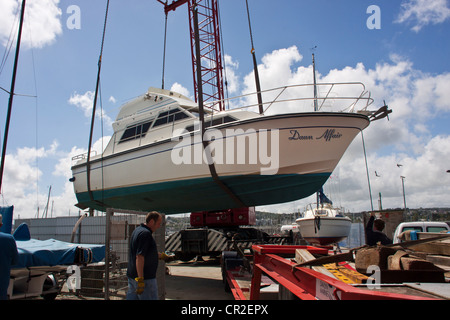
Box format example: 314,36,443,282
12,224,105,269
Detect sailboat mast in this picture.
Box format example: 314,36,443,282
313,52,319,207
0,0,26,194
312,53,318,112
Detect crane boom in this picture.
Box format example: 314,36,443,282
158,0,225,111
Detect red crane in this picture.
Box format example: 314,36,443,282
158,0,225,111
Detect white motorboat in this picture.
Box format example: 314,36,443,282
70,84,383,214
296,201,351,246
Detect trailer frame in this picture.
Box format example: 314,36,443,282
225,245,444,300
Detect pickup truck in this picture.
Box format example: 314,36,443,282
393,221,449,243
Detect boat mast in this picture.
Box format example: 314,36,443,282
312,52,318,112
312,51,320,207
0,0,26,194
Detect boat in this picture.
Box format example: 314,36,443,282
8,222,105,300
70,82,383,214
295,190,351,245
12,223,105,268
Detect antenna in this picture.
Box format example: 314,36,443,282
311,46,318,111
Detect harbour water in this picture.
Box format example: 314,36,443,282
339,222,365,248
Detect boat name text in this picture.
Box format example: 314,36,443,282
289,129,342,142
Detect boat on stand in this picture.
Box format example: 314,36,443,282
70,83,388,214
296,189,351,246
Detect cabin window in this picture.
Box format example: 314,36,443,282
185,115,237,132
119,120,153,143
315,209,328,216
153,108,189,128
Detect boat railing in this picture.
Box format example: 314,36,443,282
205,82,374,114
304,202,339,218
72,150,98,162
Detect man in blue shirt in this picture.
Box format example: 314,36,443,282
126,211,163,300
365,212,392,246
0,214,19,300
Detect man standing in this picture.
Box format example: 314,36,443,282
365,212,392,246
0,214,19,300
126,211,163,300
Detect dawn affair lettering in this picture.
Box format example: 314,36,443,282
289,129,342,142
316,129,343,141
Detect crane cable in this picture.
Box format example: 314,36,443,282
245,0,263,114
86,0,110,207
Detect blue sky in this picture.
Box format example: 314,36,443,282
0,0,450,219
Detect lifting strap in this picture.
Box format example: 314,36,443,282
193,6,245,209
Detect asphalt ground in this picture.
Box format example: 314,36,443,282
165,257,234,300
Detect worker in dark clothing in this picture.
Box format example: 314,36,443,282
0,214,19,300
126,211,163,300
365,212,392,246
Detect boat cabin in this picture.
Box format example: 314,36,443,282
96,87,255,159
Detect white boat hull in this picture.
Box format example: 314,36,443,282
72,112,369,213
297,216,352,245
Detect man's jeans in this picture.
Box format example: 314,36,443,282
126,277,158,300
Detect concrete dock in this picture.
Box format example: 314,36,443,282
165,258,234,300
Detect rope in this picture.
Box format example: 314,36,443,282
0,2,20,77
361,130,374,211
0,0,26,194
86,0,110,206
314,216,321,233
245,0,255,51
245,0,263,114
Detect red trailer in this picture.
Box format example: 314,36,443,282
224,244,449,300
190,207,256,227
166,208,288,262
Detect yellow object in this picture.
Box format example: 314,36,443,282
323,264,369,284
135,277,145,295
159,252,173,262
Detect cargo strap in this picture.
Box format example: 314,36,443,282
193,7,245,209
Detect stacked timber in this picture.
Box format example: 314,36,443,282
355,233,450,283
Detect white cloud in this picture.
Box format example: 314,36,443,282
338,134,450,211
1,136,111,219
0,0,63,49
396,0,450,32
170,82,191,99
224,54,240,95
69,91,95,118
244,46,304,93
1,143,57,217
69,91,113,127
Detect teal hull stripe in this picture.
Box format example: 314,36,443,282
76,172,331,214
